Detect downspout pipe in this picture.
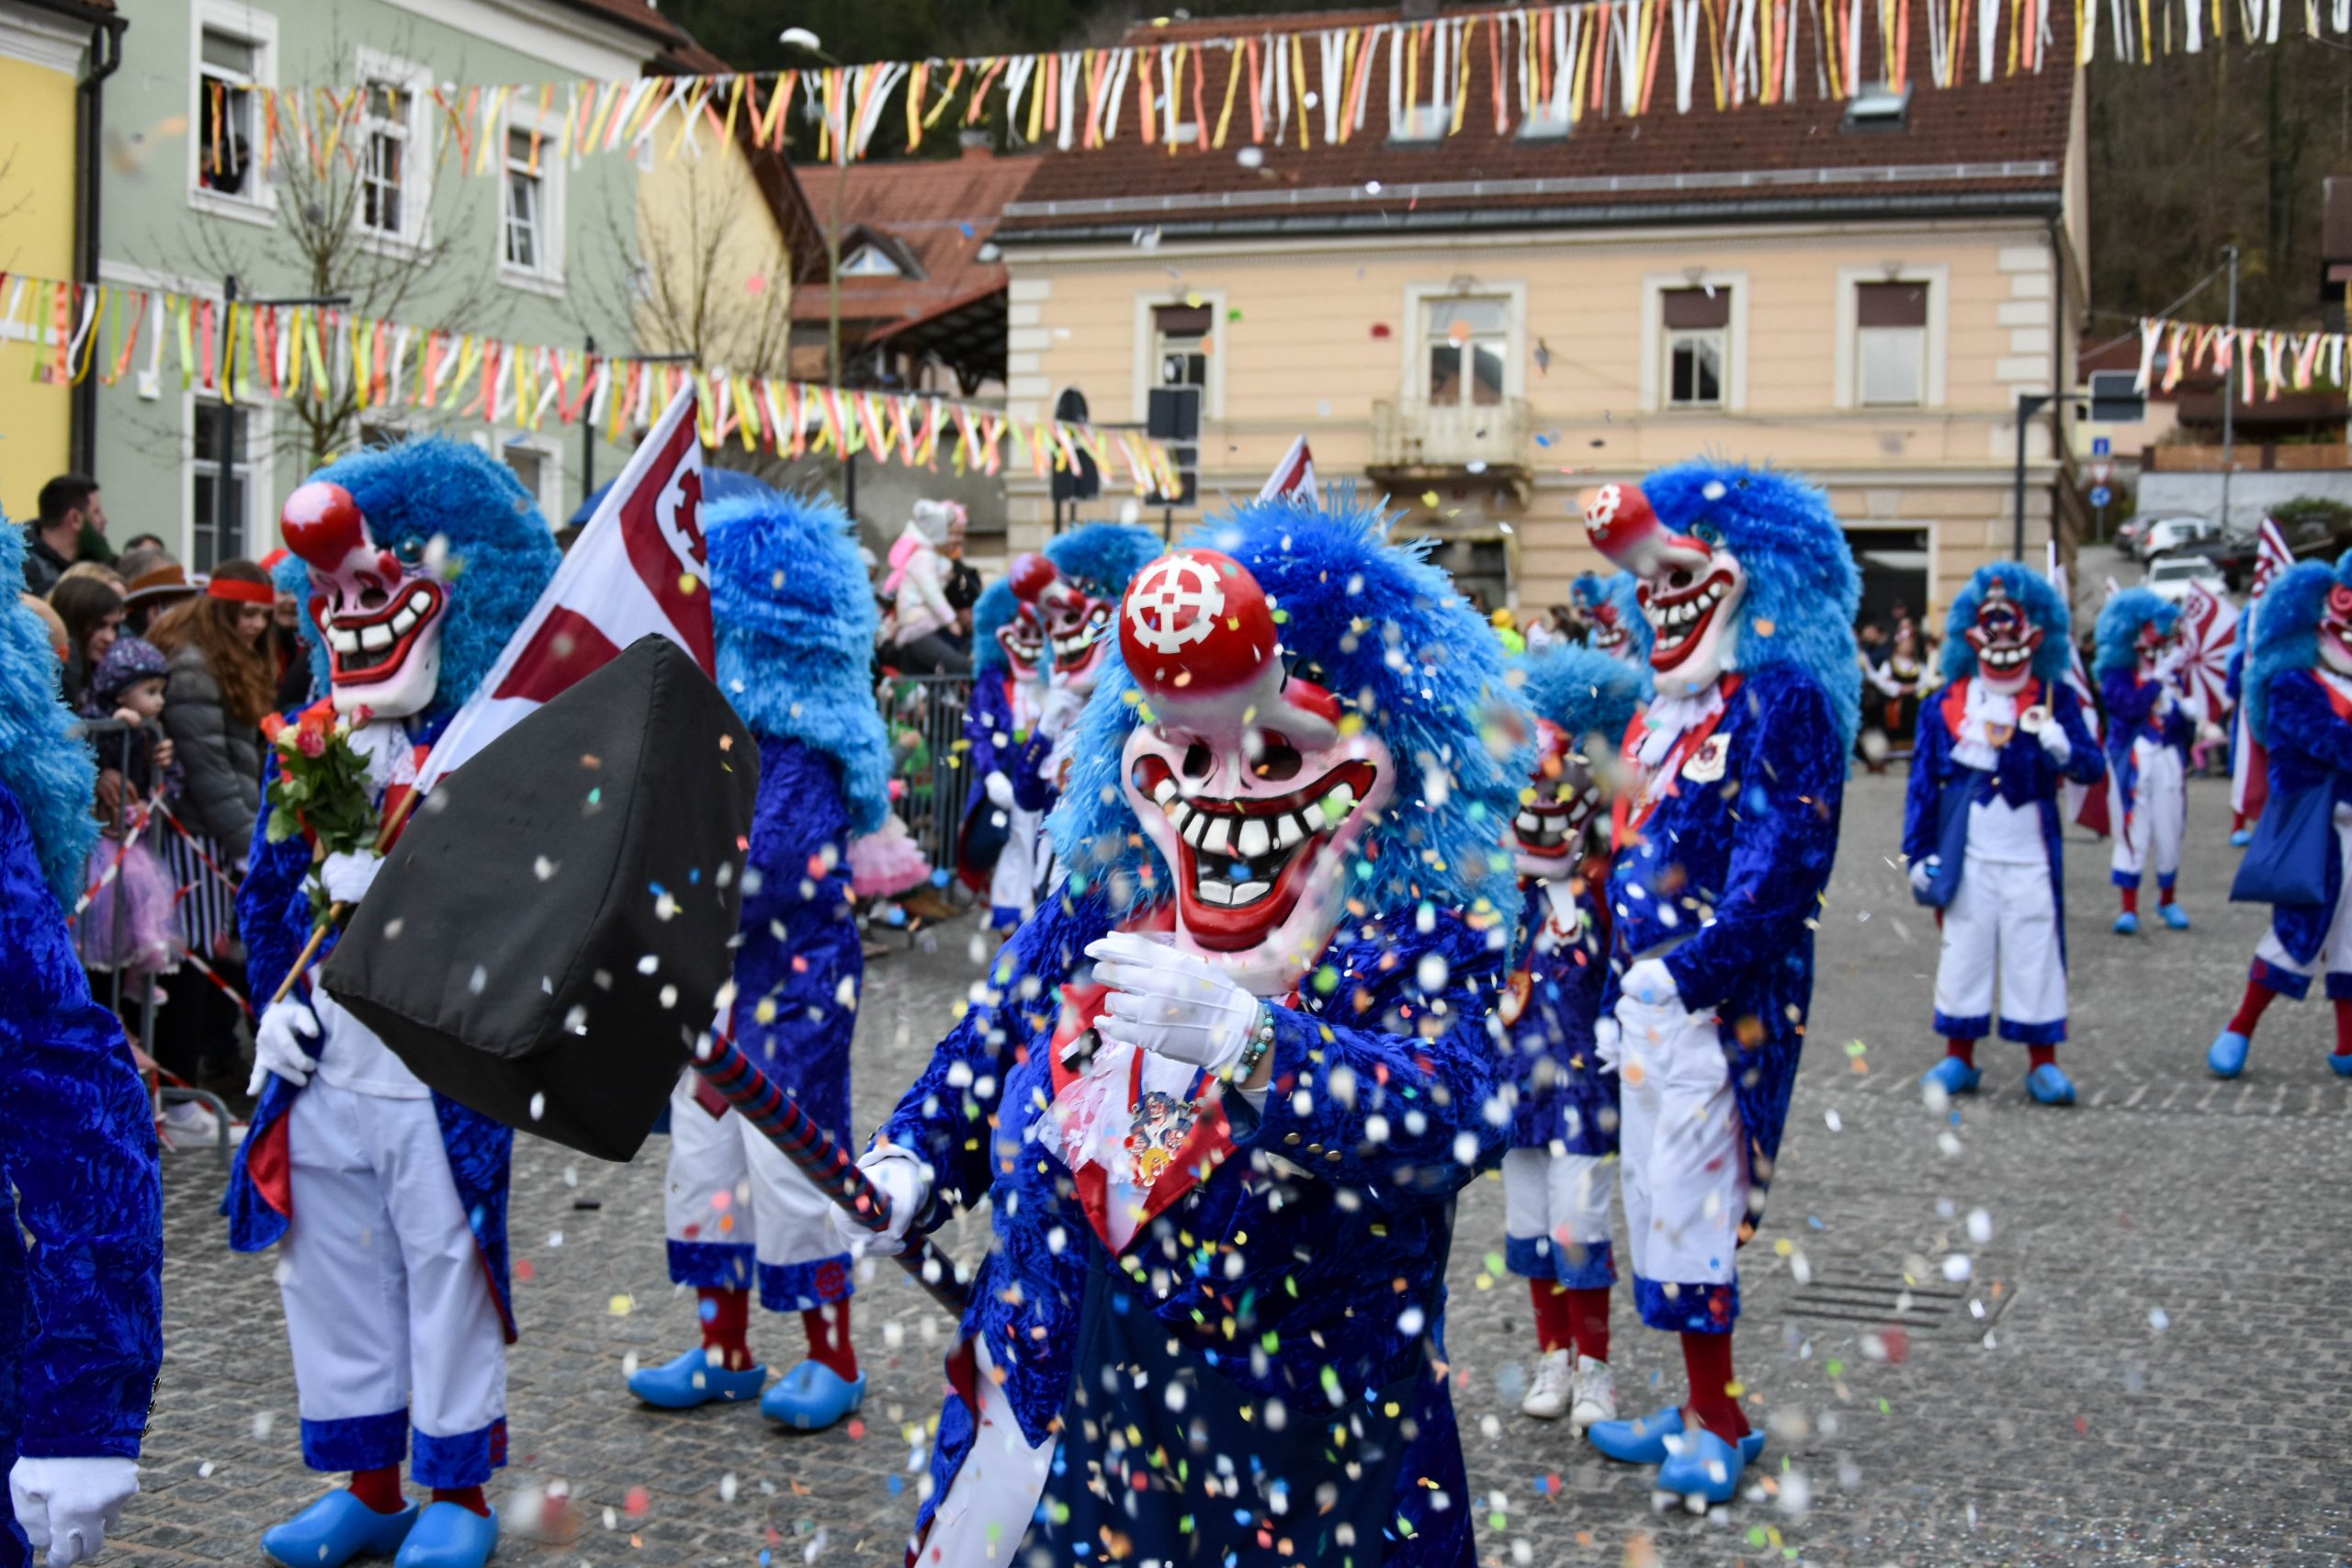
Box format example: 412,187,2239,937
19,0,127,474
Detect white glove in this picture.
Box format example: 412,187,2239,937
1620,956,1680,1010
831,1147,927,1258
1908,856,1939,895
247,998,322,1096
2036,722,2072,763
319,849,383,908
983,771,1015,809
1085,931,1262,1075
1038,685,1087,740
11,1456,138,1568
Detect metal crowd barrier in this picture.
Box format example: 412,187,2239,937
876,671,974,888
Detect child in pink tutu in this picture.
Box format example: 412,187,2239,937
76,636,182,992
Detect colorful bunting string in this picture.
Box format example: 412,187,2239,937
2134,314,2352,405
0,272,1179,495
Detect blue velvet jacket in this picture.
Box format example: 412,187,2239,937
2101,668,2196,821
880,890,1507,1562
1007,721,1061,815
1,783,163,1492
1604,663,1844,1209
1503,871,1613,1155
223,710,516,1340
2256,669,2352,964
955,672,1023,889
1902,678,2107,965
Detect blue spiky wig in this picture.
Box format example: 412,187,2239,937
303,437,560,722
1047,491,1533,919
1569,569,1656,671
1509,644,1644,750
2245,554,2352,747
2093,586,2180,681
274,550,330,705
1641,459,1863,750
1941,561,2073,685
972,576,1018,676
0,525,98,904
1044,521,1162,598
707,483,891,836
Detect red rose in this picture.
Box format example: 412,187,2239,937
297,727,327,759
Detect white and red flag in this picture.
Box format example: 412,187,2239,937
2230,516,2295,820
415,387,711,795
2176,581,2239,727
1258,435,1317,503
2048,545,2109,837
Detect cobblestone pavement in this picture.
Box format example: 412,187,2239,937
124,773,2352,1567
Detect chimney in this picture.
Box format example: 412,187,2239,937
959,128,991,158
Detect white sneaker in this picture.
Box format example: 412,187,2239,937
162,1100,220,1143
1521,1348,1574,1419
1568,1355,1617,1429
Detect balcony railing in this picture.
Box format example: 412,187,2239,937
1370,397,1532,476
2143,442,2350,472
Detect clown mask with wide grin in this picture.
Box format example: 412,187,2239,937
282,480,447,720
1116,549,1395,994
2136,618,2177,675
1041,579,1116,691
1582,597,1635,664
1510,719,1605,879
998,552,1056,682
1581,482,1745,694
1966,581,2043,695
2322,584,2352,677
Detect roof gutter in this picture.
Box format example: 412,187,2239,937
17,0,125,474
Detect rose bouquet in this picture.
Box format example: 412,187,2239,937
261,698,379,924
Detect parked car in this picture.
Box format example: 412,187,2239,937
2162,532,2260,592
2143,553,2230,604
2136,516,2220,561
2114,515,2152,555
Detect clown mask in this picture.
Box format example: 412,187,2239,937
1040,577,1117,693
1581,593,1636,664
998,553,1054,683
1965,581,2043,696
1116,550,1396,995
1581,482,1745,694
2322,584,2352,678
1510,719,1606,880
2136,618,2177,675
282,480,446,720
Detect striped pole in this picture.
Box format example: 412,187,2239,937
694,1035,971,1315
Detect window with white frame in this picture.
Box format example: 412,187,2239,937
194,21,267,202
1661,287,1730,408
1393,102,1453,143
500,125,562,280
1855,280,1929,407
1152,303,1212,395
356,54,430,248
838,243,904,277
190,399,254,572
1422,296,1510,408
496,434,560,516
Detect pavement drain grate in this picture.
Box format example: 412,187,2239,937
1784,1269,2012,1337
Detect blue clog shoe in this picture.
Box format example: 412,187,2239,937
627,1346,767,1409
391,1502,498,1568
2158,903,2190,931
2025,1063,2077,1106
2206,1031,2250,1079
2229,828,2254,848
1588,1405,1767,1467
1921,1056,1983,1097
2112,911,2140,935
760,1361,865,1430
261,1490,418,1568
2329,1052,2352,1078
1656,1427,1758,1508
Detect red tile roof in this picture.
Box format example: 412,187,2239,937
1000,4,2075,240
791,148,1043,339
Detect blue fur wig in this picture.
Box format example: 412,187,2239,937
274,550,330,705
1044,521,1162,598
2245,554,2351,748
1941,561,2074,685
1568,569,1656,672
1047,491,1533,919
0,525,98,904
707,483,892,836
1640,459,1863,750
972,576,1018,677
1510,644,1644,750
2093,586,2180,682
303,436,560,721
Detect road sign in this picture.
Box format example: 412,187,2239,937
2092,436,2112,457
2090,485,2113,508
2090,460,2113,486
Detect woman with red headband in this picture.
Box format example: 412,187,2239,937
145,559,277,1115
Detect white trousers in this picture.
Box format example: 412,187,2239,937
2255,819,2352,986
2111,739,2186,886
987,805,1041,922
1501,1147,1617,1284
1934,855,2066,1038
662,1071,849,1307
915,1337,1054,1566
280,1077,505,1475
1602,996,1745,1292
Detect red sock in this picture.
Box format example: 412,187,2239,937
2233,811,2247,832
698,1286,753,1372
2028,1044,2059,1071
2159,883,2178,908
348,1466,403,1515
804,1303,858,1382
1529,1280,1575,1354
2334,998,2352,1058
2229,980,2282,1039
1945,1037,1977,1067
1679,1331,1750,1441
2120,887,2139,916
1566,1286,1611,1365
430,1486,489,1517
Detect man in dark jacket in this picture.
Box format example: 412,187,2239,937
19,478,107,597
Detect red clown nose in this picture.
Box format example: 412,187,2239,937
1118,548,1280,703
282,481,368,570
1578,482,1666,570
1007,551,1059,604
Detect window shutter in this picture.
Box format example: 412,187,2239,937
1661,288,1730,330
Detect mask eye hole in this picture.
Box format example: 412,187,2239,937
1250,732,1301,783
1181,740,1212,779
1690,521,1723,547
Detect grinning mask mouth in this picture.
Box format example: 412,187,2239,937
1586,603,1634,661
2323,585,2352,676
996,604,1046,682
1042,581,1115,689
2136,619,2177,672
1117,549,1395,991
1581,482,1745,690
1965,583,2043,694
1510,718,1603,879
282,480,446,720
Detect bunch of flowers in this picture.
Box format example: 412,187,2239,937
261,698,379,920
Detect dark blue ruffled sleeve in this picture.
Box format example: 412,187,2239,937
2052,684,2108,785
1902,692,1951,866
0,783,163,1461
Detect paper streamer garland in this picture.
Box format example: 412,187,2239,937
2134,314,2352,406
0,271,1180,495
